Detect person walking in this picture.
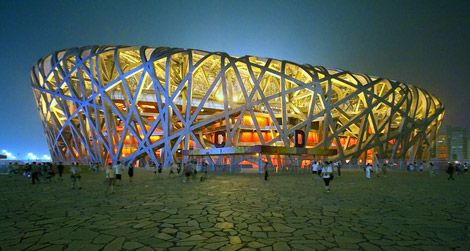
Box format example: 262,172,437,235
192,161,198,177
158,163,163,175
263,160,269,181
105,163,116,193
311,160,319,177
374,160,381,177
365,163,372,179
183,161,192,183
200,160,208,182
153,163,157,175
423,161,429,175
57,162,64,181
91,162,99,173
169,162,175,175
70,162,82,189
114,161,123,185
336,161,342,176
446,162,455,180
127,163,134,182
31,162,40,185
429,162,437,176
176,163,181,175
321,161,333,192
382,161,388,177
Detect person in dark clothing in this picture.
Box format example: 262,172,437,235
183,162,192,183
158,163,163,174
45,163,55,182
128,164,134,182
177,164,181,174
191,160,198,177
200,161,208,182
263,161,269,181
336,161,342,176
447,162,455,180
57,162,64,181
31,162,40,184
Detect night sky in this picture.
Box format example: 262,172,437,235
0,0,468,159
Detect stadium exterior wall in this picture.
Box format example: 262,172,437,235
30,46,444,167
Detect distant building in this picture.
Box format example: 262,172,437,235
438,126,468,161
435,133,449,161
467,138,470,161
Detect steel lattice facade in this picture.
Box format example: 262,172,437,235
31,46,444,167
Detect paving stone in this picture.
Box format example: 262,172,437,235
69,229,99,240
201,232,215,238
103,227,137,236
103,237,125,251
260,247,273,251
272,242,290,251
133,221,154,229
359,242,382,251
155,232,173,240
272,223,295,233
290,243,318,251
65,240,92,251
216,222,234,229
137,247,154,251
261,226,275,232
176,232,189,240
178,226,200,232
25,243,51,251
200,222,215,228
220,244,245,251
169,247,193,251
39,244,64,251
185,234,207,241
229,236,242,244
162,228,178,234
247,225,262,231
163,218,188,224
335,235,362,244
207,236,228,243
220,211,234,218
176,240,201,246
204,242,227,250
187,220,200,227
247,241,266,248
23,230,44,238
1,171,470,250
252,231,267,238
123,241,144,250
147,238,174,248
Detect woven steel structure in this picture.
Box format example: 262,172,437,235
31,46,444,166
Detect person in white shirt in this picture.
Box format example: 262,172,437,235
365,163,372,179
105,163,115,193
321,161,334,192
70,162,81,189
311,161,319,175
113,160,123,186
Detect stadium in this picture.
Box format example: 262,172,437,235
31,46,444,169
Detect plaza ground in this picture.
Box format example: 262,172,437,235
0,168,469,250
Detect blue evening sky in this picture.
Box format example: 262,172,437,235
0,0,468,159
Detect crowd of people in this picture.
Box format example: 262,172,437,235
4,157,468,194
